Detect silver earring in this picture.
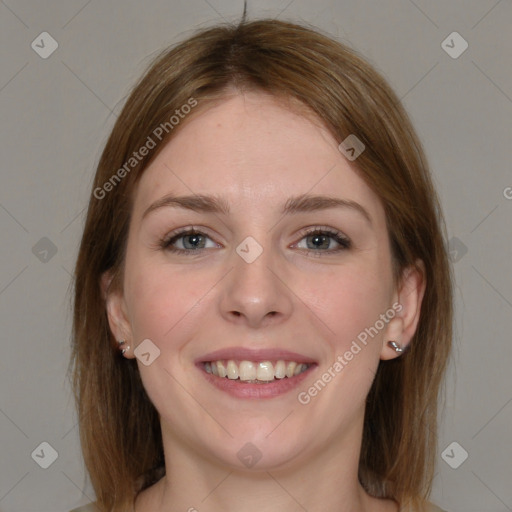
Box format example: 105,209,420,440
118,339,130,356
387,340,403,353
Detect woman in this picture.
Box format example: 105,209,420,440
70,17,452,512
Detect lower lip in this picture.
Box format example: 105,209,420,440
197,363,317,399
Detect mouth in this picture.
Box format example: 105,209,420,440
195,348,318,399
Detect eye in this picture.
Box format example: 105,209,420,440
160,226,351,256
160,228,219,254
294,227,351,254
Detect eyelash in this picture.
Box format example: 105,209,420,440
160,226,351,256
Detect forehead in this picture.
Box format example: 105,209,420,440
132,91,384,221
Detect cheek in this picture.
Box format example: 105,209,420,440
124,258,201,343
124,252,227,349
300,257,393,350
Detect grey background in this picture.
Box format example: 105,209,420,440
0,1,511,511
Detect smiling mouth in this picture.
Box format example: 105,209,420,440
202,359,313,383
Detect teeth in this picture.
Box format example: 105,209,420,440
217,360,227,378
275,360,286,379
239,361,257,381
256,361,274,381
286,361,297,378
226,360,239,380
206,359,311,382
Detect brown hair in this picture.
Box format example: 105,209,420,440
70,17,453,511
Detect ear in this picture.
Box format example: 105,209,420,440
381,260,426,360
101,271,134,358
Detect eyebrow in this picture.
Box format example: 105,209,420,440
142,193,372,224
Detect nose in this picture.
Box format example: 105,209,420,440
218,241,293,329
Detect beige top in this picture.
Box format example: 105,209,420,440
69,502,447,512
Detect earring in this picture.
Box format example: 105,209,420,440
387,340,404,353
117,339,130,356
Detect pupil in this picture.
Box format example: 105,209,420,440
185,234,203,249
310,234,328,249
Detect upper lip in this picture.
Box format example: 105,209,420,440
196,347,317,364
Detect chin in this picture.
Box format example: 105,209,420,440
204,426,313,472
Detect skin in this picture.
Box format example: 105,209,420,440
104,91,425,512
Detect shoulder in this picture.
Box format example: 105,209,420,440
416,503,448,512
69,501,448,512
69,504,98,512
426,504,448,512
402,502,448,512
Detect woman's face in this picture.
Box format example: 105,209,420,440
106,91,421,471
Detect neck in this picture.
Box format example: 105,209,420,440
134,413,397,512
